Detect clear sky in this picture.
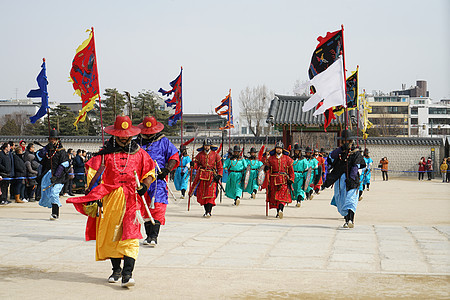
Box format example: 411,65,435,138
0,0,448,115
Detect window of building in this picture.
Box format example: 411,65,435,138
429,107,447,114
411,118,418,125
410,107,418,115
241,127,247,134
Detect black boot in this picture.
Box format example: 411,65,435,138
149,220,161,247
143,221,152,245
278,203,284,219
348,209,355,228
203,204,209,217
121,256,135,287
234,196,240,206
181,189,186,198
108,258,122,283
50,204,59,220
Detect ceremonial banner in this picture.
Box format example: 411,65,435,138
308,29,343,80
307,28,345,128
159,67,183,126
215,90,234,130
28,59,49,124
70,28,100,127
333,68,358,116
361,91,372,139
302,56,346,116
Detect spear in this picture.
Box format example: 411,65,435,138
124,91,132,120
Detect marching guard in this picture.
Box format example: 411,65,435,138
189,138,223,217
291,144,307,207
136,116,179,247
359,148,373,201
67,115,156,287
313,148,325,194
244,147,263,199
264,141,294,219
174,145,191,199
323,130,366,228
223,145,248,205
302,147,318,200
36,129,69,220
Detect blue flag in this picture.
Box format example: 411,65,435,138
28,60,49,124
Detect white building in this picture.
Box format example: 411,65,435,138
410,98,450,137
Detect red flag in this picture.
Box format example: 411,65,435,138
258,145,265,161
70,28,100,127
182,137,195,147
316,101,336,132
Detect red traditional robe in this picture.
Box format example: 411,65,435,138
314,155,325,190
67,148,155,260
265,154,294,209
189,150,223,205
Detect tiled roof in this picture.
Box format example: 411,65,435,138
266,94,346,126
361,137,444,146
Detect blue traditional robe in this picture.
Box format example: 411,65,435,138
139,137,179,204
174,154,191,191
292,157,307,200
360,157,373,190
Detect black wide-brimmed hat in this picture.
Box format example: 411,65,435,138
293,143,302,151
49,129,59,139
248,147,257,153
305,146,313,153
180,145,187,151
337,129,356,141
232,145,241,152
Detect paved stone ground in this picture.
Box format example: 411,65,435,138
0,178,449,299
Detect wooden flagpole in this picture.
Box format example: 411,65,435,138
340,24,349,130
180,66,184,145
91,27,104,145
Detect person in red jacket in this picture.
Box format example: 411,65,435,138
418,157,426,180
265,141,294,219
189,138,223,217
67,115,156,288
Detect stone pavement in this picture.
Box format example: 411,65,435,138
0,178,449,299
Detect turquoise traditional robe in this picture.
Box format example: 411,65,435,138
223,157,248,199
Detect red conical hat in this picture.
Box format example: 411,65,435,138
104,115,141,137
138,116,164,135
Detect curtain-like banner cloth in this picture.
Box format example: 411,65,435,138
69,28,100,127
28,59,49,124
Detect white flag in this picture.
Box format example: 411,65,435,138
301,56,346,116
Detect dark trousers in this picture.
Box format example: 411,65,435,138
14,180,25,198
25,185,35,200
427,171,432,180
0,181,10,201
418,172,424,180
62,179,73,195
382,171,388,181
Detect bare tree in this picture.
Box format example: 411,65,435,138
293,79,310,96
239,85,273,137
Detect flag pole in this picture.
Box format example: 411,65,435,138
356,65,360,147
180,66,184,144
91,27,104,145
340,24,349,130
42,58,51,136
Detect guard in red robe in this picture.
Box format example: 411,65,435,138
189,138,223,217
264,141,294,219
313,148,325,194
67,116,156,288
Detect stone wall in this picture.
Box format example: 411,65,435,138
365,144,444,178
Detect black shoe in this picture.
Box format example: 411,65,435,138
108,268,122,283
121,275,135,288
